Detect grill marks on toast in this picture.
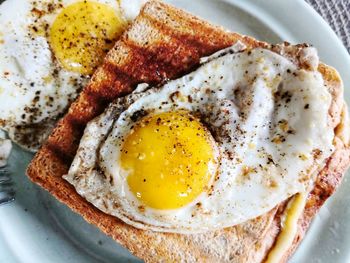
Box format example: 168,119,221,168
144,13,231,56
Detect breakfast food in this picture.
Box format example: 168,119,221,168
64,43,334,234
0,0,144,151
27,1,350,262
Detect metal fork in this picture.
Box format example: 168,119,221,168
0,167,15,205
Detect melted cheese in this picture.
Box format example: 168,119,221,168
265,193,308,263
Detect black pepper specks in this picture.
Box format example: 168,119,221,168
130,109,148,122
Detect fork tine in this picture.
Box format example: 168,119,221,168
0,169,10,175
0,183,14,191
0,178,12,186
0,174,10,182
0,190,15,206
0,166,14,205
0,171,10,178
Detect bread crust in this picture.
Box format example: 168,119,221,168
26,1,350,262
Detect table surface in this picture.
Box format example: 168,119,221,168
306,0,350,53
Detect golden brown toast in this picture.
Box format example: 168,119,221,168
27,1,350,262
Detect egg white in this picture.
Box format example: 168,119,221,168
65,44,334,233
119,0,147,21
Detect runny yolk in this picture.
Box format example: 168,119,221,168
50,1,126,75
120,111,218,210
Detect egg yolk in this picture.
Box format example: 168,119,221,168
50,1,126,75
120,111,218,210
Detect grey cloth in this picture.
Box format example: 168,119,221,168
306,0,350,53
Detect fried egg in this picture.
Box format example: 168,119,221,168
64,43,334,233
0,0,145,151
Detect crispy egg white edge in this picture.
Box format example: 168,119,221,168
64,45,334,234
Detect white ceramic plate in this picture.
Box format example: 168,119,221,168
1,0,349,262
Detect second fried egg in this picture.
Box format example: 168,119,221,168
0,0,143,150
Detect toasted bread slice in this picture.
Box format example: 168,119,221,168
27,1,350,262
